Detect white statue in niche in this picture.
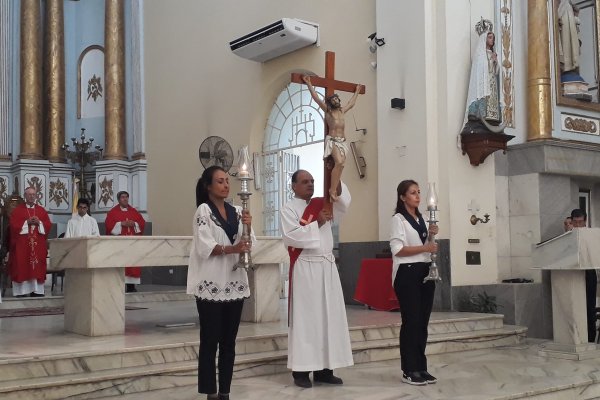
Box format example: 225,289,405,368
558,0,592,101
462,18,505,135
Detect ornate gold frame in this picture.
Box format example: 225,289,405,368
77,44,105,119
553,0,600,112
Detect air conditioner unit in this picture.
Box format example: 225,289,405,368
230,18,319,62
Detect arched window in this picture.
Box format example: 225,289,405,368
261,82,325,236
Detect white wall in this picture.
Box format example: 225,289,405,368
376,0,502,286
143,0,377,240
375,0,430,237
444,1,500,286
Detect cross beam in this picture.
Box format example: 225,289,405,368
291,51,365,210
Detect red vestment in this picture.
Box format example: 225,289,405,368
8,203,52,283
105,205,146,278
287,197,324,322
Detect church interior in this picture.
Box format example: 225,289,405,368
3,0,600,398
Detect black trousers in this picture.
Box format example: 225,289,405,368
196,298,244,395
393,262,435,373
586,270,598,343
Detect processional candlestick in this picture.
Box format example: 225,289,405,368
61,128,103,200
233,146,254,271
423,182,442,282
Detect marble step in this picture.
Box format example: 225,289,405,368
0,324,526,400
0,313,505,384
0,290,192,310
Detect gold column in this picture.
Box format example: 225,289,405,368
19,0,43,159
44,0,65,163
527,0,553,140
104,0,127,160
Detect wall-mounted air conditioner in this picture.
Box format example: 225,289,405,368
229,18,319,62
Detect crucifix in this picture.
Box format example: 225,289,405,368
291,51,366,211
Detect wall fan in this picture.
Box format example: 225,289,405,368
198,136,234,172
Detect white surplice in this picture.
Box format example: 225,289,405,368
280,182,354,371
186,203,255,301
64,214,100,238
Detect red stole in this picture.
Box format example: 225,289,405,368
287,197,324,323
8,204,52,283
105,205,146,278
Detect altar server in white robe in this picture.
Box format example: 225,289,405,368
280,169,353,389
64,198,100,238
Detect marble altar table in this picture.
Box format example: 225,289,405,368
49,236,287,336
532,228,600,360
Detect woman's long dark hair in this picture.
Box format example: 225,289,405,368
394,179,421,217
196,165,226,207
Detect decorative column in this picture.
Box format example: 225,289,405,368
131,0,145,160
19,0,43,159
0,0,12,201
128,0,148,213
527,0,552,140
0,0,11,161
104,0,127,160
44,0,65,163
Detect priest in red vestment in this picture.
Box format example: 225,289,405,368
8,187,52,297
105,191,146,292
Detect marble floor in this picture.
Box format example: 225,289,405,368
101,340,600,400
1,289,600,399
0,295,507,362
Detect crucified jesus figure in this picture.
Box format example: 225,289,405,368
303,75,362,202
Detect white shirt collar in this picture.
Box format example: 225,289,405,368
293,196,311,204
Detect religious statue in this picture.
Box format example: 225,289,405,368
461,18,505,135
303,75,362,202
558,0,592,101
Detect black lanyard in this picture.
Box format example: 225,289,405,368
206,200,239,244
399,210,428,244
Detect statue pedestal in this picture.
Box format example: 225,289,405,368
460,132,514,166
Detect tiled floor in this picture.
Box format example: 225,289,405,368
1,291,600,399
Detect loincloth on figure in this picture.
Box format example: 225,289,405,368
323,135,349,160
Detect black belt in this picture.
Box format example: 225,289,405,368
398,262,431,268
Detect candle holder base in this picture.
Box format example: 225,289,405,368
423,265,441,282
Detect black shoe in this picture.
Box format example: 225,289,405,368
420,371,437,384
218,394,229,400
292,371,312,388
15,294,27,298
313,369,343,385
125,284,137,293
30,293,45,297
401,371,427,386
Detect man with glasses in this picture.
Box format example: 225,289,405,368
105,191,146,293
64,198,100,238
569,208,598,342
8,187,52,297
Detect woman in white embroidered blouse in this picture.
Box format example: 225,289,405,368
187,165,255,400
389,179,439,386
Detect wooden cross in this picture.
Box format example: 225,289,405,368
291,51,366,211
